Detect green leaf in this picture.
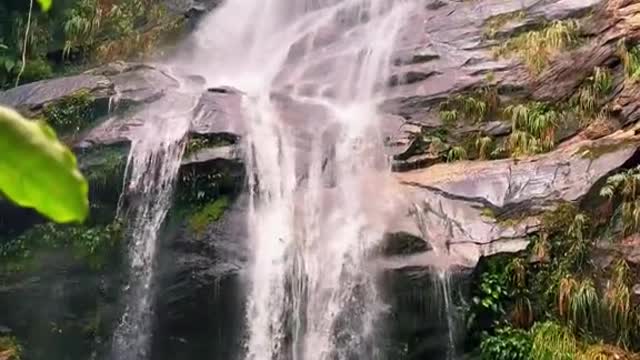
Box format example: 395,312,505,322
0,106,88,223
37,0,52,11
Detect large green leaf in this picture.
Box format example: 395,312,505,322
0,106,88,223
37,0,52,11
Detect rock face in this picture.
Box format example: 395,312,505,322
391,132,640,268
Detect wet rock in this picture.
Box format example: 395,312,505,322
383,0,606,121
0,74,113,114
392,131,640,268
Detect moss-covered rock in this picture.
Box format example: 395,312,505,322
41,90,99,135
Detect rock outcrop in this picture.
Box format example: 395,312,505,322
391,130,640,268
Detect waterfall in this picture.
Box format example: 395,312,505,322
413,204,459,359
177,0,414,359
111,93,195,360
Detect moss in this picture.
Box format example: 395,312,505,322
494,20,581,74
484,10,526,39
187,197,229,236
42,90,96,134
0,336,22,360
0,220,123,273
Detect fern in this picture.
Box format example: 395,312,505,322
446,146,467,162
475,136,493,160
496,20,580,73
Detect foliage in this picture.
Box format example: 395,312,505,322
476,136,494,160
495,20,581,73
0,106,88,223
439,87,499,125
531,321,579,360
557,276,600,333
480,326,532,360
618,43,640,82
467,258,511,335
62,0,102,60
578,344,639,360
0,336,22,360
603,259,632,346
62,0,182,62
188,197,229,236
568,67,613,121
504,102,558,156
0,220,122,272
446,145,468,162
42,90,96,134
0,14,52,88
600,166,640,235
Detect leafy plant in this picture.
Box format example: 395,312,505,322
503,102,559,156
468,263,511,332
531,321,579,360
0,106,88,223
569,67,613,120
63,0,102,60
480,326,532,360
495,20,580,73
618,42,640,82
438,87,499,125
600,167,640,235
558,276,600,333
446,145,468,162
603,259,632,346
476,136,493,160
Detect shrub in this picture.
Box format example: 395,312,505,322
480,326,532,360
531,322,578,360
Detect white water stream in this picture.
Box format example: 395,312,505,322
111,93,195,360
179,0,415,359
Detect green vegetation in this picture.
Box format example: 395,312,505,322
439,87,499,125
0,336,22,360
446,145,468,162
42,90,96,134
569,67,614,122
0,220,122,272
0,106,88,223
476,136,494,160
600,166,640,235
495,20,581,73
188,197,229,236
531,321,578,360
471,190,640,359
480,326,532,360
619,43,640,82
0,0,183,88
504,102,558,156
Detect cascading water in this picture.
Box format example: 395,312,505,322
413,203,459,360
179,0,415,359
111,93,195,360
